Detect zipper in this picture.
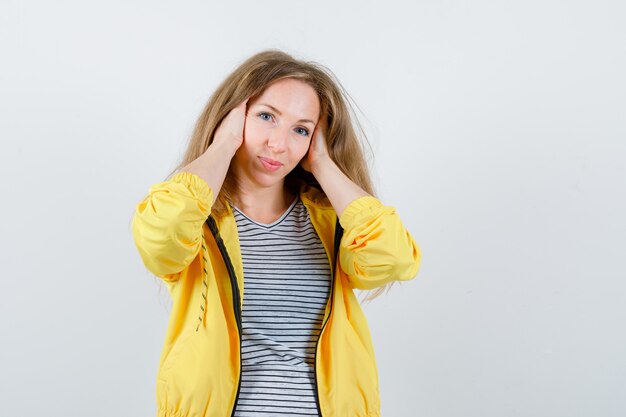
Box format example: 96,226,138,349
313,217,343,417
206,215,243,417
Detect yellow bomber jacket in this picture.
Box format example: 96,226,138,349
131,171,422,417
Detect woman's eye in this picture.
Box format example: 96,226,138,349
258,112,273,121
295,127,310,136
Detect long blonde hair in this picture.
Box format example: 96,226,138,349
166,49,396,303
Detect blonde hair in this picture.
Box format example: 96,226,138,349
165,49,397,303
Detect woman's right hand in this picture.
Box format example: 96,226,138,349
212,98,249,151
180,98,250,204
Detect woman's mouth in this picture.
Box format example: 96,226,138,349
259,156,283,172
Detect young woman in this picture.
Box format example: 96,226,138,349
131,49,422,417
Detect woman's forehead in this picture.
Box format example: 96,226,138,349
251,79,320,121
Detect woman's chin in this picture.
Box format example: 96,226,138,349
250,171,288,188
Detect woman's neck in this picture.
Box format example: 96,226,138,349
231,182,297,224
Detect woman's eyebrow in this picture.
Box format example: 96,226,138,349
258,103,316,125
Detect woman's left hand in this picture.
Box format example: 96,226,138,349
300,115,331,174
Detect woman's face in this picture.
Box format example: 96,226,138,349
232,77,320,190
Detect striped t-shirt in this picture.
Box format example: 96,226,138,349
230,195,331,417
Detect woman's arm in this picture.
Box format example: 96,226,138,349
179,100,247,204
131,171,213,282
179,140,238,205
131,100,247,282
311,157,370,218
312,159,421,290
305,117,421,290
337,195,422,290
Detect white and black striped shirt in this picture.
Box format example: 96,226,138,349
231,196,331,417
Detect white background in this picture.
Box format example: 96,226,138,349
1,1,624,416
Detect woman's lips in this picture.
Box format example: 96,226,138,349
259,156,283,166
259,156,283,172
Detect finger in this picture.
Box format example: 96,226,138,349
240,98,250,117
242,99,248,132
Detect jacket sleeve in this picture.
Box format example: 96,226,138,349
131,171,213,283
338,195,421,290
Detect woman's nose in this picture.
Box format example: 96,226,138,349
267,126,289,152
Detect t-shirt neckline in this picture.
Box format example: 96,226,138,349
231,195,299,228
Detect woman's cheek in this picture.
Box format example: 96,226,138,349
303,139,312,154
